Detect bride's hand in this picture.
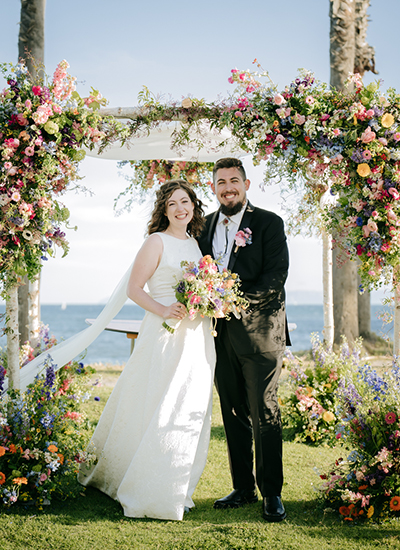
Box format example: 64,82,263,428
163,302,187,320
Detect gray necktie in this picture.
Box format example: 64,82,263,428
223,217,230,254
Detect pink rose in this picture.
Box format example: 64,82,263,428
235,111,243,118
275,134,285,144
293,113,305,125
367,219,378,232
361,126,376,143
273,94,285,105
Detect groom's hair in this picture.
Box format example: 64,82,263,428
213,158,247,183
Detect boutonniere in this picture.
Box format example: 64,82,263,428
234,228,252,253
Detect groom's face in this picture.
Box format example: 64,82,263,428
212,167,250,216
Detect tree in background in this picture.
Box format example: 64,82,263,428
329,0,377,344
17,0,46,346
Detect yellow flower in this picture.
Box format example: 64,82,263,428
381,113,395,128
357,163,371,177
367,505,374,518
323,411,335,422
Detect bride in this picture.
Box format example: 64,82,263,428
78,180,216,521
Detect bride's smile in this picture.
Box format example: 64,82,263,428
165,189,194,234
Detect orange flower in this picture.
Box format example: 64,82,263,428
339,505,351,516
57,453,64,465
12,477,28,485
48,444,58,453
390,496,400,511
367,505,374,518
0,472,6,485
358,485,368,492
0,446,5,457
9,444,16,454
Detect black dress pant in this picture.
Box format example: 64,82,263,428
214,323,284,497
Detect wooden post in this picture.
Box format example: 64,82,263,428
29,275,41,349
322,229,334,346
6,286,20,389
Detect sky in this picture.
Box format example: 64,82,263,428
1,0,400,305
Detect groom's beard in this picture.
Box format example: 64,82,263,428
220,199,245,217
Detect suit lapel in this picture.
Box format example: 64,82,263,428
228,202,255,271
206,211,219,255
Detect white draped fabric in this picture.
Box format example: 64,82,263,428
7,262,133,392
86,121,242,162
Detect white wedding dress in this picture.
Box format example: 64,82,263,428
78,233,216,521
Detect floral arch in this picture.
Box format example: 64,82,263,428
2,59,400,388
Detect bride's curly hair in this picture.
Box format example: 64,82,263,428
147,179,205,237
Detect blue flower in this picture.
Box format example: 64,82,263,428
356,217,364,227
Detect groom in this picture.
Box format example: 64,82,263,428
198,157,290,522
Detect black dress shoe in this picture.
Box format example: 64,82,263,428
262,496,286,522
213,489,258,509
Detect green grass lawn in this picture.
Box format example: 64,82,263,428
1,364,399,550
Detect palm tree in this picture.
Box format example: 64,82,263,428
7,0,46,387
329,0,376,344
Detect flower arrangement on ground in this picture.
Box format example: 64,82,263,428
0,353,96,508
319,358,400,522
163,255,248,335
115,159,213,212
0,60,107,295
280,335,361,445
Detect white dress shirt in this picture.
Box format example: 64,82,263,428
212,202,247,271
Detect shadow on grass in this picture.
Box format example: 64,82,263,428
6,488,400,544
210,425,225,440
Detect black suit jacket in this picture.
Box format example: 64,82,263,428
197,202,291,354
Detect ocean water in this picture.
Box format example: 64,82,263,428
0,303,392,365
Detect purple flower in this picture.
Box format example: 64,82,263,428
94,396,100,401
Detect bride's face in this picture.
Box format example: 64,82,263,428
165,188,194,229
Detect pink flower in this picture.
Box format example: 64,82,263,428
305,96,315,105
4,162,12,170
275,134,285,144
24,146,34,157
362,149,372,160
385,412,397,424
394,133,400,142
11,191,20,202
17,113,28,125
372,210,379,218
389,187,400,200
273,94,285,105
239,73,245,81
32,85,42,96
235,111,243,118
293,113,305,125
379,137,388,145
361,126,376,143
228,77,234,84
234,228,252,252
7,167,17,176
366,109,375,118
25,99,32,110
332,128,341,136
331,153,343,165
40,473,47,482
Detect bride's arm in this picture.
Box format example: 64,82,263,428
127,234,186,321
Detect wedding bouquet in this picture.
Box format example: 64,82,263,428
162,255,248,336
